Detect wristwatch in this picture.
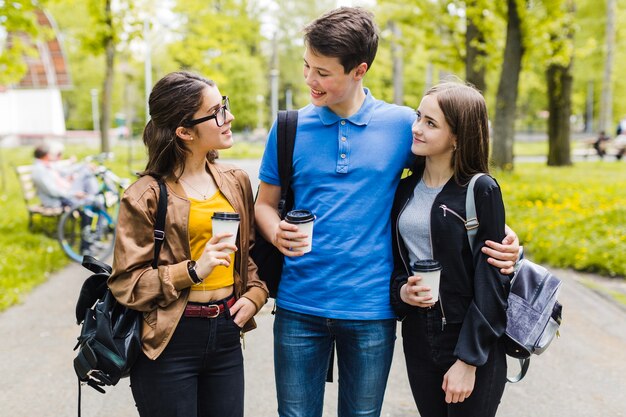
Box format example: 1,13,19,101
187,261,201,284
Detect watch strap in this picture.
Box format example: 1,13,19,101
187,260,201,284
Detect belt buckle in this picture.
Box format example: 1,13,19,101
202,304,221,318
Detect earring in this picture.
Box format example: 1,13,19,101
453,144,457,151
189,136,194,141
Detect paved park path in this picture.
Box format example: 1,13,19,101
1,159,624,417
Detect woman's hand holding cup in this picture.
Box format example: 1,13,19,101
195,234,237,279
401,275,435,307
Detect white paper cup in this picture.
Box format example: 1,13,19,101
212,212,240,253
285,210,315,253
411,259,443,302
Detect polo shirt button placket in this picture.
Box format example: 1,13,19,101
336,120,350,173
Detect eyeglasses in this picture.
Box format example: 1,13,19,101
182,96,230,128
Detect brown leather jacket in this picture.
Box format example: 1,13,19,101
108,161,268,359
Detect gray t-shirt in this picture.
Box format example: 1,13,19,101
398,178,444,267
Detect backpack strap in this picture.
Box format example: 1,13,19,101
507,358,530,383
465,173,485,253
276,110,298,217
465,173,530,383
152,180,168,269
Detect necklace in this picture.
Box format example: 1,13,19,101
180,177,211,200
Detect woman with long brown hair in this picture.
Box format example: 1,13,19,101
390,81,511,417
108,71,267,417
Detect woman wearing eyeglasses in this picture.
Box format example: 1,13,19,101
108,71,268,417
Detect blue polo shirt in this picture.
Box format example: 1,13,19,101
259,89,415,320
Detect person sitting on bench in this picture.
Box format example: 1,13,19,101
31,142,98,209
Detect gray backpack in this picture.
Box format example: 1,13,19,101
465,174,563,383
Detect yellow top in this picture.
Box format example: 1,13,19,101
188,191,235,291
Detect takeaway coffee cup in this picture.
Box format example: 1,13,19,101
411,259,443,303
285,209,315,253
212,212,240,253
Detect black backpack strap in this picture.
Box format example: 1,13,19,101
152,180,168,269
277,110,298,217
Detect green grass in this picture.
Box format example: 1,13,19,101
497,162,626,277
0,140,624,312
513,141,549,156
513,139,593,156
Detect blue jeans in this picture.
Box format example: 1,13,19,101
274,307,396,417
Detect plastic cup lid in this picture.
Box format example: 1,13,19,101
212,212,240,220
285,209,315,223
411,259,442,272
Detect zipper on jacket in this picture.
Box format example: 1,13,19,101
439,204,466,224
427,219,447,331
439,204,479,232
396,196,413,276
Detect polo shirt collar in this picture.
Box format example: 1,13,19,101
315,88,375,126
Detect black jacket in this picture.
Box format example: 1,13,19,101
390,163,511,366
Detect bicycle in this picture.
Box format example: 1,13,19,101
57,153,130,263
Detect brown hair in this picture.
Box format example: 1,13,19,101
424,81,490,184
141,71,217,180
303,7,379,74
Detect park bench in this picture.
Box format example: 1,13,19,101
574,140,622,159
13,163,68,232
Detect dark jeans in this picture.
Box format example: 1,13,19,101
402,309,506,417
130,311,244,417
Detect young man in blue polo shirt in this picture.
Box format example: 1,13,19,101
255,7,519,417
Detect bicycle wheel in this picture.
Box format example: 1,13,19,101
58,205,116,263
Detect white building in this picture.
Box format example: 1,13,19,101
0,9,71,145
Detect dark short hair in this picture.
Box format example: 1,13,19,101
424,81,490,184
34,144,50,159
303,7,379,74
141,71,217,179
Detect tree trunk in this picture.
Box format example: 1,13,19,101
492,0,524,170
546,63,573,166
465,0,486,93
599,0,616,133
547,0,575,167
389,20,404,105
100,0,115,153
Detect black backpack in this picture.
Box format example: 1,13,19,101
250,110,298,298
73,180,167,414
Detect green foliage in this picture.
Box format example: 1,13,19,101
166,0,267,129
498,162,626,277
7,0,626,139
0,0,51,85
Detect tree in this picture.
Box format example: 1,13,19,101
492,0,525,170
0,0,48,85
271,0,336,110
51,0,140,151
598,0,616,133
544,0,575,166
465,0,487,93
167,0,266,130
